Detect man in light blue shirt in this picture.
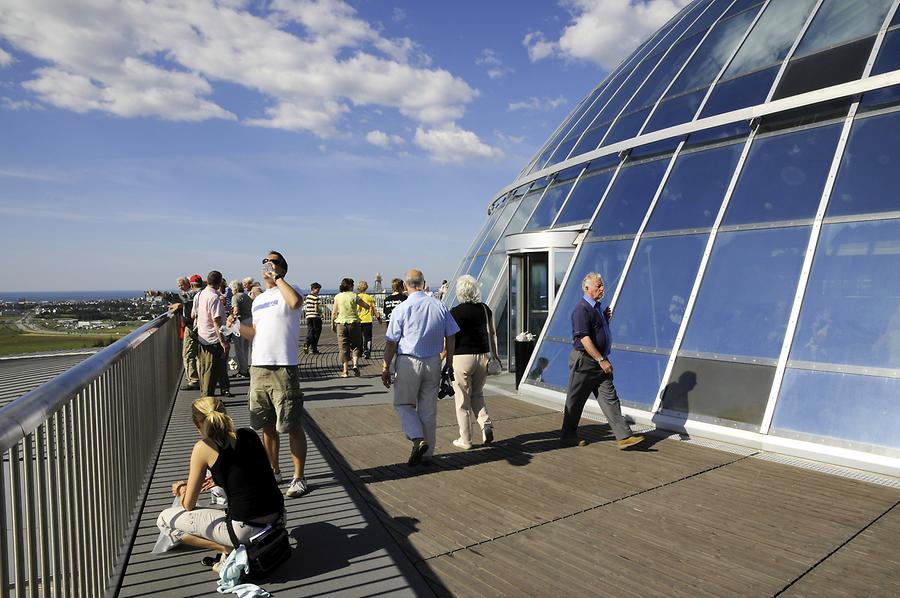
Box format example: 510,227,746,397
382,269,460,465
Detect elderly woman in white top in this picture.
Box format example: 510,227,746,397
447,275,498,449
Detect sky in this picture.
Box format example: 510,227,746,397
0,0,688,292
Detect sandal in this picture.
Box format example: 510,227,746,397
201,553,224,567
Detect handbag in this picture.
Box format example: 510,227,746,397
226,512,291,580
482,304,503,376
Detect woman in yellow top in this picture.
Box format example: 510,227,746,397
356,280,381,359
332,277,368,377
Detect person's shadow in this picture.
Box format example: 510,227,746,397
264,516,423,582
653,371,697,441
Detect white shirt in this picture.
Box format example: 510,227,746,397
250,283,303,366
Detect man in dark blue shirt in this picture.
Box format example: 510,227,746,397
560,272,644,449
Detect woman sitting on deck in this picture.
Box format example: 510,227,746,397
156,396,284,563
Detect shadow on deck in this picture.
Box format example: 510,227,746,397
119,328,900,597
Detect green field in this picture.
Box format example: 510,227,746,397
0,323,129,357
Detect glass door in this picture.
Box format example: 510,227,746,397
527,253,550,336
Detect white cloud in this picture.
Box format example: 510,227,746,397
365,129,404,148
0,0,482,146
475,49,512,79
1,96,42,111
392,8,407,22
525,0,689,69
413,125,504,164
508,96,567,111
0,47,12,66
494,130,525,145
523,31,555,62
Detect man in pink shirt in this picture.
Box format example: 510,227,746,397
193,270,228,397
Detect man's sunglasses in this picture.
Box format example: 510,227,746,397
262,257,285,266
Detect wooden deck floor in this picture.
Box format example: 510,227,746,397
119,328,900,596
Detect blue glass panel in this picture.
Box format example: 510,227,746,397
604,107,652,146
613,234,707,349
722,0,818,79
625,34,704,113
772,369,900,450
790,220,900,369
793,0,894,58
699,66,779,117
723,123,841,225
570,121,612,158
666,7,760,97
629,136,684,160
646,142,744,232
681,226,810,358
590,157,670,238
593,53,664,127
611,350,669,408
644,89,705,132
475,199,518,255
724,0,762,18
684,0,735,38
872,28,900,75
478,252,507,295
468,253,488,279
526,180,577,231
827,112,900,218
502,189,544,237
544,240,631,340
553,169,615,228
685,121,751,147
525,340,572,388
894,7,900,27
545,135,580,168
859,83,900,112
564,71,633,145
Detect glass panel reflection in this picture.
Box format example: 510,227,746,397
604,107,652,146
724,123,841,225
613,234,707,349
468,253,488,279
681,227,810,358
526,179,577,231
872,28,900,75
591,157,670,238
554,168,616,228
772,369,900,450
525,339,572,388
646,141,744,232
700,66,779,117
666,7,760,98
626,35,703,113
478,252,507,298
545,240,631,340
793,0,893,58
662,357,775,427
644,89,705,132
790,220,900,369
773,36,877,100
612,350,670,408
570,122,613,158
503,189,544,238
722,0,818,78
827,111,900,218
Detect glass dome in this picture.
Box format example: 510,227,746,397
450,0,900,470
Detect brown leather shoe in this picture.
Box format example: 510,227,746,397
617,435,645,450
560,437,588,447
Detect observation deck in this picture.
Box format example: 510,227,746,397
1,316,899,596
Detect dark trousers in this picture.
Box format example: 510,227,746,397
561,350,633,441
198,342,224,398
361,322,373,357
306,317,322,352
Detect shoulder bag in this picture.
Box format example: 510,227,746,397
226,512,291,580
482,303,503,376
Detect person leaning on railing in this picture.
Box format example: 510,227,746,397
156,397,284,567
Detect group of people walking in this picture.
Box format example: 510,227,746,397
159,254,644,572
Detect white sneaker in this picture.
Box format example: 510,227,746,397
452,438,472,450
272,469,283,484
286,477,309,497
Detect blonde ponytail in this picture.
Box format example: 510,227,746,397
191,397,237,450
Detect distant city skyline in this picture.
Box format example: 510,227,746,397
0,0,689,291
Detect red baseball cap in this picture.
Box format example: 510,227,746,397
189,274,202,284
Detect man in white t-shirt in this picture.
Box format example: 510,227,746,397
231,250,308,498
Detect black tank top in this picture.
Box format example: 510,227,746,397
210,428,284,522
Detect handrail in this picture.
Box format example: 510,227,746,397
0,310,183,597
0,312,173,453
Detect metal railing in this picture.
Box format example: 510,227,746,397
0,312,181,597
